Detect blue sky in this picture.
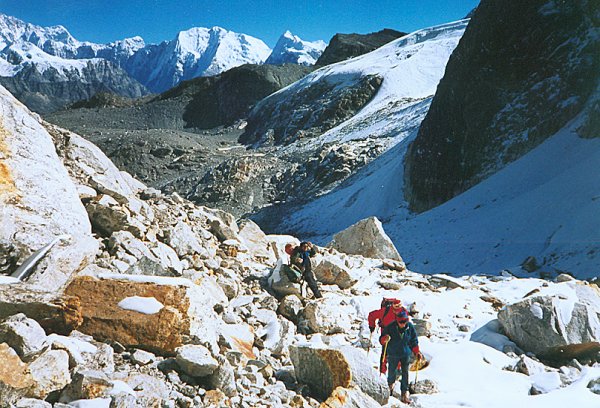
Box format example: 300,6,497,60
0,1,479,47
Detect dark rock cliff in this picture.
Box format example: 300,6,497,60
316,29,406,66
404,0,599,212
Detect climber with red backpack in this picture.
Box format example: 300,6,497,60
368,297,407,333
367,298,409,376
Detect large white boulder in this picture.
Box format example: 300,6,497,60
299,295,356,335
327,217,402,261
0,85,98,292
498,282,600,360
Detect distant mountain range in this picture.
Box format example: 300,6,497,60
0,13,328,110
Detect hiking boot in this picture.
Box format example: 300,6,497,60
400,391,411,404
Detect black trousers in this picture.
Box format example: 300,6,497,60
387,354,410,392
302,259,322,298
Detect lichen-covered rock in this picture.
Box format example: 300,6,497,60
289,345,352,401
290,343,389,404
321,386,381,408
28,349,71,399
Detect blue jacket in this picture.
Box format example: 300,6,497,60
381,321,418,358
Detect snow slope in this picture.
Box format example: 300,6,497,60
272,17,599,280
273,19,468,155
282,108,600,280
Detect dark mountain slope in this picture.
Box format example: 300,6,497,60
404,0,599,212
0,60,148,113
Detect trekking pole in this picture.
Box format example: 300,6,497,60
367,332,373,356
380,338,389,374
413,353,421,387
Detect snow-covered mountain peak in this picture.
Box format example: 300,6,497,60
265,30,326,66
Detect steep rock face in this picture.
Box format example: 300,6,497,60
315,28,406,66
0,85,98,292
239,74,383,146
0,59,147,113
405,0,599,212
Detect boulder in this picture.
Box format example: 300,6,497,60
290,344,388,404
498,282,600,361
58,370,112,402
327,217,402,261
0,342,34,406
290,345,351,401
0,313,48,360
28,349,71,399
255,309,296,356
337,345,389,404
0,286,83,335
63,274,226,354
48,332,115,373
299,296,356,334
219,322,256,359
237,219,276,263
277,294,304,323
0,85,98,292
206,355,237,397
163,221,206,257
130,349,156,366
313,254,357,289
175,344,218,377
15,399,52,408
321,386,381,408
85,195,131,237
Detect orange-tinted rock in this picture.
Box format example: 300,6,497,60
64,274,223,354
0,343,34,405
